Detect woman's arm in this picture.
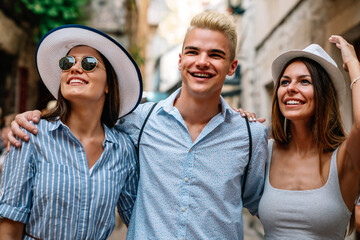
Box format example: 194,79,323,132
0,127,35,229
329,35,360,207
0,219,24,240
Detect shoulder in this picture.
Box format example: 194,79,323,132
248,121,268,137
108,128,138,168
23,119,54,140
244,120,269,148
120,102,158,122
108,127,135,150
229,111,268,137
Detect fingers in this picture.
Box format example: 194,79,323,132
31,110,42,123
234,108,245,116
8,111,41,149
246,112,257,122
14,112,39,136
235,108,257,121
328,35,348,46
256,117,266,123
328,35,342,45
329,35,357,71
8,122,22,149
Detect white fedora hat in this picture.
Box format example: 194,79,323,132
36,24,143,118
272,44,345,106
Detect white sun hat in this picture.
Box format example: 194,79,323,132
35,24,143,118
272,44,345,106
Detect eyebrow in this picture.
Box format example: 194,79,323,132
281,74,311,79
184,46,227,56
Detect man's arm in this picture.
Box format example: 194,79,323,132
7,110,41,150
242,123,268,215
117,134,139,226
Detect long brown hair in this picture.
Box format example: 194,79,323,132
42,50,120,128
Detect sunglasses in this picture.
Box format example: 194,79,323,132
59,56,103,72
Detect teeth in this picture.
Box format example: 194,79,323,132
69,79,87,84
286,100,301,105
193,73,211,78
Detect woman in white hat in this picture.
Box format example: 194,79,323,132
0,25,142,239
258,36,360,239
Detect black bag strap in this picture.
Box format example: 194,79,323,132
136,102,158,162
241,116,252,197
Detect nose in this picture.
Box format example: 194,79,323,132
195,53,210,69
70,59,83,73
287,81,298,93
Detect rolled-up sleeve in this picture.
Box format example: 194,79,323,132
0,139,35,223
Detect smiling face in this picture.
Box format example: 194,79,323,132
277,60,315,122
178,28,238,100
60,46,108,105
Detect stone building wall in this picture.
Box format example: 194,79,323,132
239,0,360,132
237,1,360,237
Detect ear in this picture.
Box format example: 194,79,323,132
227,59,238,76
105,85,109,94
178,53,183,70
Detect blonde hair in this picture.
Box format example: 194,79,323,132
184,11,237,60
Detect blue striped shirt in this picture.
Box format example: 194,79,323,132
0,119,138,240
117,88,268,240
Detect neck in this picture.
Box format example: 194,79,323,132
287,120,317,155
174,89,221,125
65,102,104,139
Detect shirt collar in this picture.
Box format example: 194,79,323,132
48,119,118,145
157,88,181,113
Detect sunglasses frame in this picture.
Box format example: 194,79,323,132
59,56,104,72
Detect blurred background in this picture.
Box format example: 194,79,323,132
0,0,359,239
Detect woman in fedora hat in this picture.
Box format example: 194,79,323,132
0,25,142,239
257,36,360,239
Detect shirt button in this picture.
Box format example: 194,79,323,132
185,178,189,182
182,207,186,212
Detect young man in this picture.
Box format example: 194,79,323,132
8,11,268,239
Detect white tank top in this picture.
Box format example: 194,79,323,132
258,140,351,240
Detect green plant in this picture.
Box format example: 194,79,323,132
8,0,89,42
129,45,145,67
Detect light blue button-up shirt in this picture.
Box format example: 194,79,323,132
118,88,268,240
0,119,138,240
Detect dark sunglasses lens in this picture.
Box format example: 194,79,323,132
59,56,75,71
82,57,98,71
